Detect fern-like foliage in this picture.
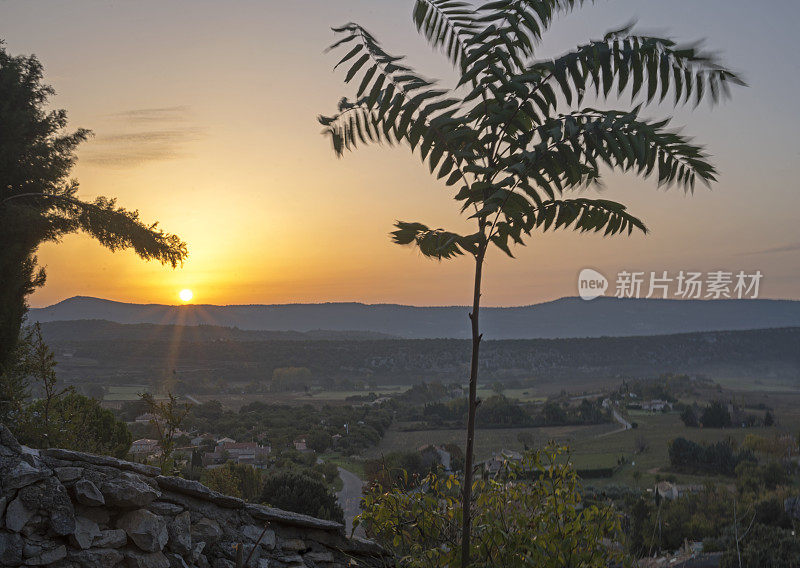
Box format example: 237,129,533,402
320,1,741,259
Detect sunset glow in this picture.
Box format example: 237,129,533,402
179,289,193,303
5,0,796,308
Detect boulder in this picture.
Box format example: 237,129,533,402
192,517,222,543
74,479,105,506
4,497,34,532
156,476,243,510
94,528,129,548
68,547,125,568
166,552,191,568
125,549,171,568
1,461,49,491
102,472,160,508
149,501,184,516
25,544,67,566
54,466,83,482
69,516,101,549
117,509,168,552
16,477,75,536
305,550,335,563
0,531,23,565
166,510,191,555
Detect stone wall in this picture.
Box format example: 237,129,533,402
0,425,390,567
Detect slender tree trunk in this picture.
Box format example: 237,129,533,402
461,248,485,568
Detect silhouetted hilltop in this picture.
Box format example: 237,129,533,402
30,295,800,339
36,319,398,342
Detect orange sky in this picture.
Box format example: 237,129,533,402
3,0,798,307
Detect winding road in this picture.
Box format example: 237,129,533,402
336,467,366,537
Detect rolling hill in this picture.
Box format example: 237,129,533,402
29,295,800,339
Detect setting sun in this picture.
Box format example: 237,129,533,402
178,289,193,303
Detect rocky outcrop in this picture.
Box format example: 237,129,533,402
0,424,390,567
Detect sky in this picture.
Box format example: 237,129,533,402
2,0,799,308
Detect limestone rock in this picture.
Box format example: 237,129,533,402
94,528,129,548
54,466,83,483
0,531,23,565
149,501,184,516
74,479,105,506
156,476,243,510
68,547,125,568
2,461,49,491
192,517,222,543
281,538,308,552
25,544,67,566
102,472,161,508
16,477,75,536
167,510,191,555
166,552,191,568
4,498,34,532
125,549,171,568
190,541,206,563
241,524,275,550
70,516,101,549
305,550,335,563
42,448,160,477
117,509,168,552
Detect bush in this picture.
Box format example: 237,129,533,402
700,400,732,428
668,437,755,476
358,445,627,567
260,470,343,523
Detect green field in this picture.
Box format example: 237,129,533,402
569,411,784,486
105,385,150,401
367,422,617,462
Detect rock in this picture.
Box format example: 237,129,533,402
16,477,75,536
70,516,101,549
76,504,111,526
0,496,7,527
156,476,243,510
0,531,23,565
148,501,184,516
210,558,235,568
23,539,43,558
42,448,160,477
192,518,222,543
54,466,83,483
74,479,105,506
94,528,129,548
4,497,34,532
166,510,191,554
68,547,125,568
166,552,191,568
125,549,171,568
117,509,169,552
25,544,67,566
304,550,334,563
1,461,49,490
240,524,275,550
190,541,206,563
245,503,343,531
280,538,308,552
277,553,305,565
102,472,161,508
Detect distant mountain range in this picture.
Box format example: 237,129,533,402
28,296,800,339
